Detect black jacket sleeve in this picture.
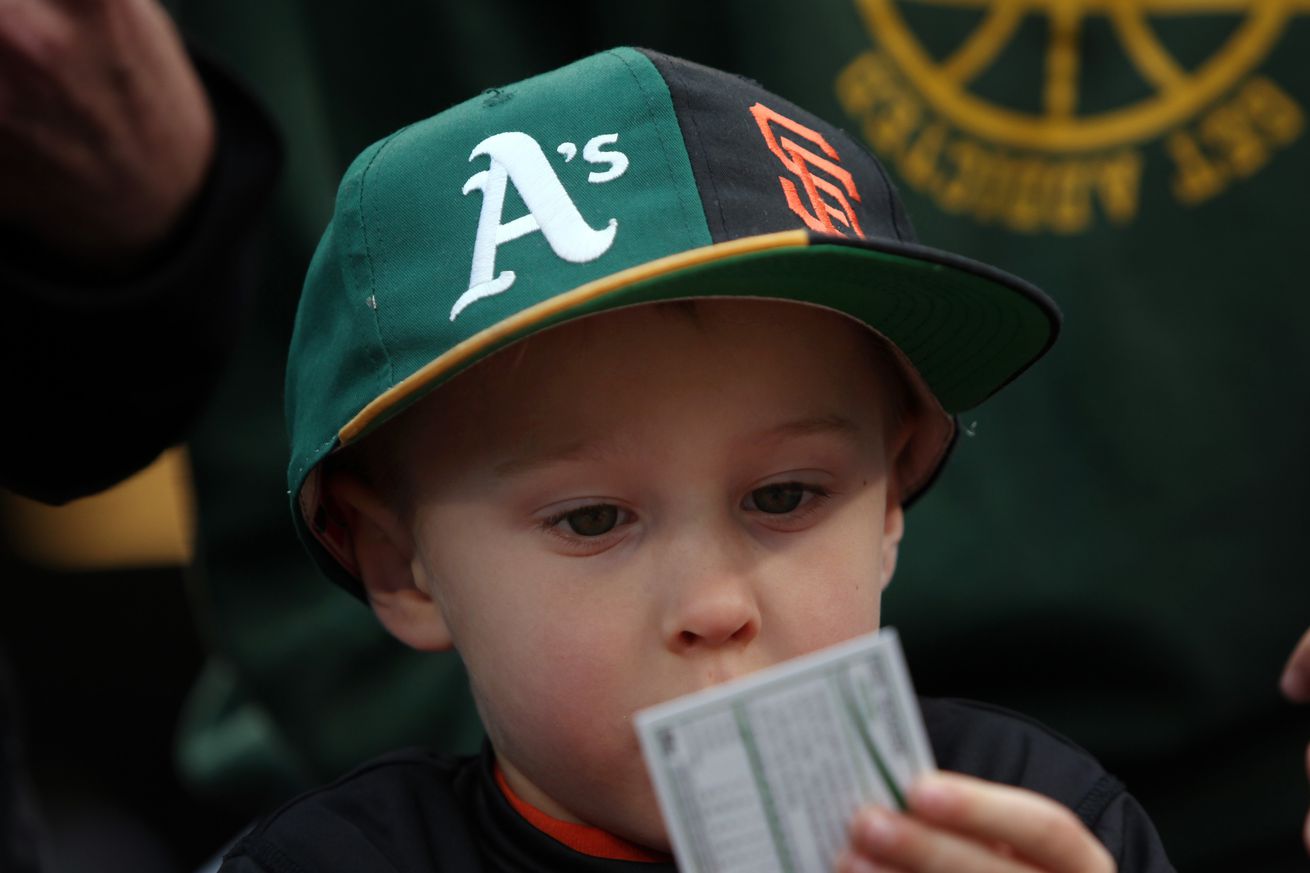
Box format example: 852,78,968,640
1090,789,1178,873
923,697,1175,872
0,54,281,504
0,656,42,873
214,855,277,873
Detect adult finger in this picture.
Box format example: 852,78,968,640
0,0,69,69
0,0,82,126
1280,627,1310,702
903,772,1115,873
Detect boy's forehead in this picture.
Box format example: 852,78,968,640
492,413,866,481
402,301,892,462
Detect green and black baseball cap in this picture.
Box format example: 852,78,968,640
287,47,1060,596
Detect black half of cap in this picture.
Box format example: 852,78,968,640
637,47,917,246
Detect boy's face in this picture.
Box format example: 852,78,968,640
342,300,907,849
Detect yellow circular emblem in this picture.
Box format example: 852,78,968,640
855,0,1295,152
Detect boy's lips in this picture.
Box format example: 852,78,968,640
693,663,756,691
643,669,747,712
697,672,739,690
677,650,826,697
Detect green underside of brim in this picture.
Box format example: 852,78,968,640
363,240,1055,439
560,243,1052,412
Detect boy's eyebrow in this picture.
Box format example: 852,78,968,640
494,439,614,479
757,413,861,444
493,414,860,479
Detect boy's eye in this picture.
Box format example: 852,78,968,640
561,504,621,536
748,483,805,514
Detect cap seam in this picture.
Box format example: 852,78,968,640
665,54,738,235
292,128,413,486
862,132,910,243
357,127,416,389
618,48,718,246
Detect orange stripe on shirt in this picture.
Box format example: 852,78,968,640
493,762,671,864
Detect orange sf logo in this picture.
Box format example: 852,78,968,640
750,102,865,239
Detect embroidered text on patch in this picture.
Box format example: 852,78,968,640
453,131,629,321
750,103,864,239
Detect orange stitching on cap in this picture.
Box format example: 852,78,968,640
750,102,865,239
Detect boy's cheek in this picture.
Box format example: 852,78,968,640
476,634,670,841
482,617,647,738
768,558,885,648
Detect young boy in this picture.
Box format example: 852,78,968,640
221,48,1172,872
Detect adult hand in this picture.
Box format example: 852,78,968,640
839,771,1115,873
0,0,214,271
1279,627,1310,853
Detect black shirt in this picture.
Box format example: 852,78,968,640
220,698,1175,872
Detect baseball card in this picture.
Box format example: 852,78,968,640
636,629,935,873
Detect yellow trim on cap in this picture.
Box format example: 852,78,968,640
338,229,811,444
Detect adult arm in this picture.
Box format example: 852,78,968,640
0,0,281,503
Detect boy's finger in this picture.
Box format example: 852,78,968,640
904,772,1115,873
849,806,1039,873
835,847,908,873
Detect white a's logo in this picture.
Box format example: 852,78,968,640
452,131,630,321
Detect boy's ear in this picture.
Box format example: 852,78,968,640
878,420,915,590
879,464,907,591
325,470,454,652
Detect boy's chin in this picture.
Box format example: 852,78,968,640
569,775,674,854
606,808,673,855
579,755,672,850
570,780,672,852
499,749,673,853
625,764,675,851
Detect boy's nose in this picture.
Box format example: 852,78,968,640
662,554,762,654
656,514,764,654
666,585,761,653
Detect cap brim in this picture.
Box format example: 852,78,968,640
298,228,1058,595
340,227,1057,438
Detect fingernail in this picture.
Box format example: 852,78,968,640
908,774,955,814
856,807,900,848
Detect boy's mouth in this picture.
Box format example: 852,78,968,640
695,666,747,690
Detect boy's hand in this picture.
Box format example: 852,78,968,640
838,772,1115,873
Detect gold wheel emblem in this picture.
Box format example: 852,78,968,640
840,0,1306,230
856,0,1299,151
